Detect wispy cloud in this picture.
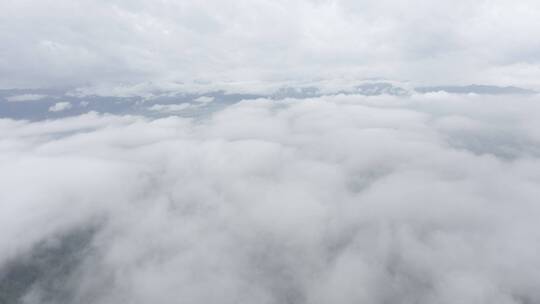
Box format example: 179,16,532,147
6,94,47,102
148,103,191,113
48,101,72,112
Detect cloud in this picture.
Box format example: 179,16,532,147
147,103,191,113
1,0,540,89
48,101,72,112
147,97,214,115
193,96,215,104
1,93,540,303
5,94,47,102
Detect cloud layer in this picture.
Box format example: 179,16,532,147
2,0,540,88
2,93,540,303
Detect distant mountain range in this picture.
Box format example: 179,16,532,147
1,83,537,121
271,83,537,99
415,84,536,95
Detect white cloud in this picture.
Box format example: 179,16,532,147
1,94,540,303
193,96,215,104
5,94,47,102
148,103,191,113
48,101,72,112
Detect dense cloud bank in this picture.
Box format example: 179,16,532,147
2,93,540,303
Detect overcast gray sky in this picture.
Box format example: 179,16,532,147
1,0,540,89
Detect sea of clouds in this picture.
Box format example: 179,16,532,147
1,93,540,303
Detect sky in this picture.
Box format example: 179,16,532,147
2,1,540,303
1,0,540,89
